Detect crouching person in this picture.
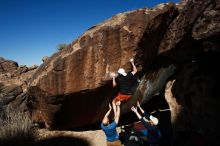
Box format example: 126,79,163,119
101,101,122,146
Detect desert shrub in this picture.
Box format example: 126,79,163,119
57,43,68,51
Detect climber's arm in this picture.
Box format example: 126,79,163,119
112,73,117,87
114,101,121,124
130,58,137,75
131,106,150,121
137,101,145,114
102,104,112,124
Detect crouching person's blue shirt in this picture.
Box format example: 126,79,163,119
101,121,119,142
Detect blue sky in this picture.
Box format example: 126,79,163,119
0,0,179,67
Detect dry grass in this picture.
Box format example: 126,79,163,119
0,107,118,146
0,107,34,145
0,107,92,146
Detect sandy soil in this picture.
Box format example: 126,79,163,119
36,128,123,146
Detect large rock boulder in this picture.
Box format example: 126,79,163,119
192,3,220,40
158,0,220,61
165,52,220,146
159,0,220,145
0,57,38,113
0,83,22,104
0,57,18,73
24,0,220,144
27,3,177,129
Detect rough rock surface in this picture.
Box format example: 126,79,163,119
158,0,220,61
27,3,177,129
27,0,220,137
192,3,220,40
0,57,18,73
0,58,38,112
158,0,220,145
165,52,220,146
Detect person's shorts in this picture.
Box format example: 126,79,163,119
113,93,131,102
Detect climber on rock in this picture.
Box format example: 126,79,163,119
101,101,122,146
111,58,138,103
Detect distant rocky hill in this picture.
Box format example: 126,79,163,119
1,0,220,145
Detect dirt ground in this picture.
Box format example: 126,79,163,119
36,128,123,146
